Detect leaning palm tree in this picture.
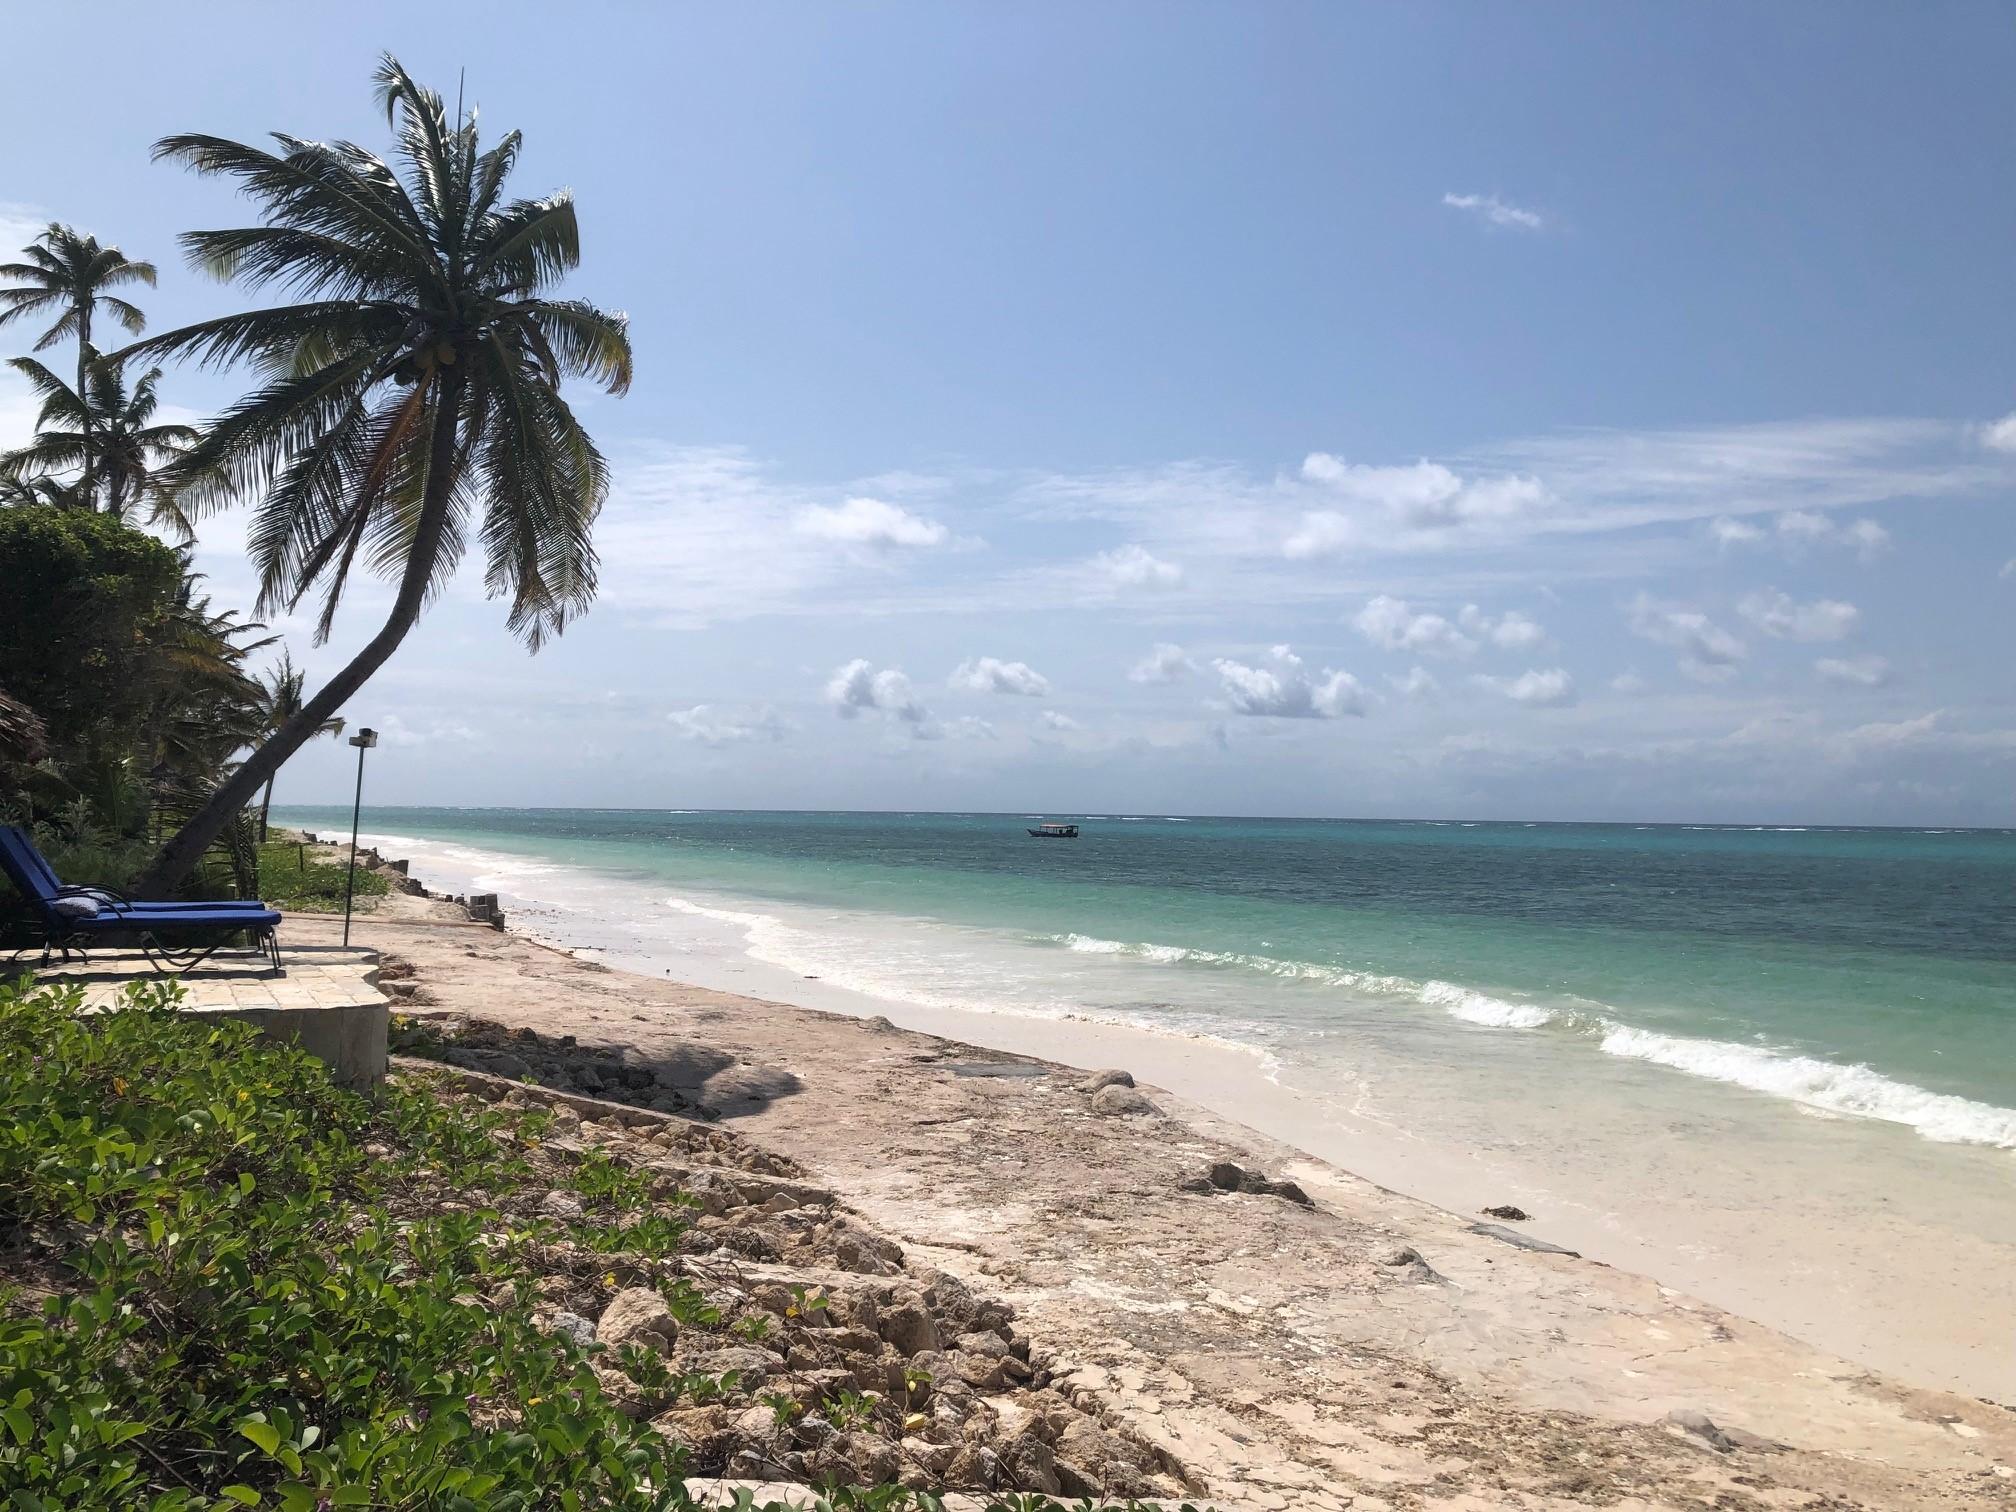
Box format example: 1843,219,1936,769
0,353,202,536
249,651,344,839
121,54,630,893
0,225,156,499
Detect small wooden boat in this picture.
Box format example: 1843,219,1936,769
1026,822,1079,839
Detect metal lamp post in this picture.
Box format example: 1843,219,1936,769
342,727,379,947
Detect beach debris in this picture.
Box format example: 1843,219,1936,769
1467,1221,1579,1257
1380,1245,1450,1285
1082,1068,1135,1092
1178,1159,1315,1207
862,1014,896,1031
1480,1203,1532,1221
1090,1084,1157,1117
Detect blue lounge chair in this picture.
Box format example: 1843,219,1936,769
0,824,284,974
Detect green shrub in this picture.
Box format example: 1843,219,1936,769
255,840,391,913
0,977,1194,1512
0,975,691,1509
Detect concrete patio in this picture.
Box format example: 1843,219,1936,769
41,935,391,1088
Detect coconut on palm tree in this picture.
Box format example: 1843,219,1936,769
249,651,343,839
120,54,631,893
0,225,157,499
0,353,202,537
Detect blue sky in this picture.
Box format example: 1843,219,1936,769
3,3,2014,823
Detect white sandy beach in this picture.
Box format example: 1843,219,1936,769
344,825,2016,1407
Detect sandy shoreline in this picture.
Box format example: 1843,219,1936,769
285,841,2016,1508
337,824,2016,1405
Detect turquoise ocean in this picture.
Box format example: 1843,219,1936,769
281,806,2016,1148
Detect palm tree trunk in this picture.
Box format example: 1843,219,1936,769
76,306,94,507
133,371,465,896
258,773,275,843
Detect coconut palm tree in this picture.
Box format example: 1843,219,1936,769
0,225,157,499
0,353,202,537
248,651,343,839
119,53,631,892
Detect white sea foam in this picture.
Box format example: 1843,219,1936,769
1054,935,1557,1029
1051,932,2016,1148
1599,1025,2016,1148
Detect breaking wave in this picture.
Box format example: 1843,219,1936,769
1048,933,2016,1148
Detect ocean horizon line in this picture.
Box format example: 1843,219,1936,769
277,801,2016,836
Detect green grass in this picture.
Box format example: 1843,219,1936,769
256,839,390,913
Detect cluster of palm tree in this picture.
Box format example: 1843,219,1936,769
1,53,629,894
0,227,199,534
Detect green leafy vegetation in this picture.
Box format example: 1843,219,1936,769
0,977,1197,1511
253,839,390,914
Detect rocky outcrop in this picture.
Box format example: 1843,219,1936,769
402,1054,1186,1501
1089,1084,1155,1117
1179,1159,1314,1207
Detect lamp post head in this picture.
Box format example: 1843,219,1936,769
349,728,378,750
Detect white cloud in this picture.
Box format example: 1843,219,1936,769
943,715,997,740
1816,655,1891,688
1485,668,1578,707
1611,670,1648,695
1211,646,1368,719
1737,588,1860,642
666,704,788,746
1709,516,1765,548
1774,510,1890,561
1458,603,1547,650
1090,543,1182,587
1627,595,1747,683
1129,643,1196,683
597,447,957,629
2002,558,2016,580
950,657,1050,697
1441,192,1545,231
1039,710,1079,731
1389,666,1439,698
374,713,482,748
825,659,926,724
1352,596,1476,657
1290,456,1547,555
1982,412,2016,453
794,495,948,548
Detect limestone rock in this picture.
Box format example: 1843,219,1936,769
997,1430,1061,1494
1381,1245,1449,1285
539,1189,584,1221
1082,1068,1135,1092
1664,1408,1736,1452
1185,1159,1315,1207
684,1344,784,1378
597,1286,678,1355
879,1296,942,1357
1054,1416,1149,1495
1090,1084,1155,1116
544,1310,595,1348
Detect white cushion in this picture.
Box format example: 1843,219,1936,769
50,895,100,919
